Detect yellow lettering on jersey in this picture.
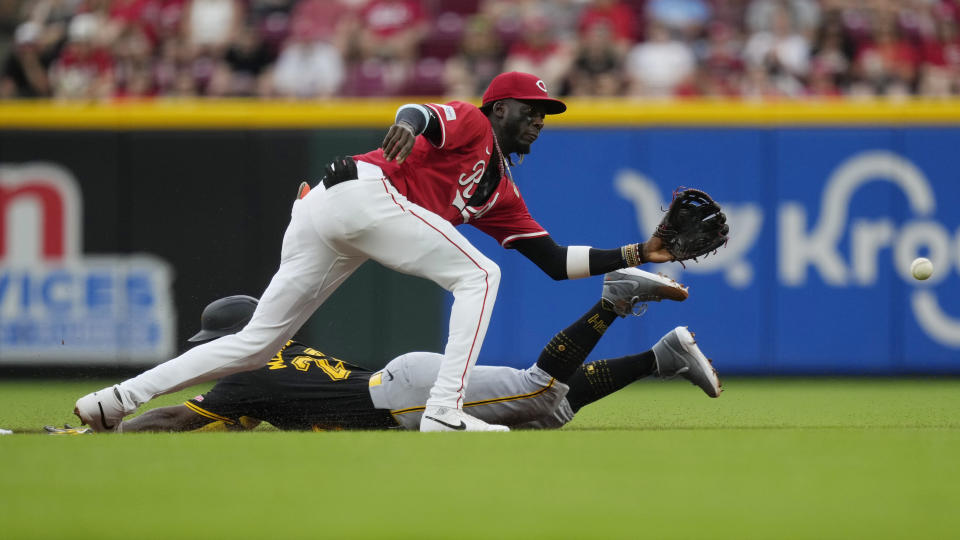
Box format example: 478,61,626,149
318,359,351,381
290,355,315,372
290,354,352,381
267,351,286,370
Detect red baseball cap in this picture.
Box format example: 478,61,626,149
481,72,567,115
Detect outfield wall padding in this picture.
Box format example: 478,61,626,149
1,100,958,374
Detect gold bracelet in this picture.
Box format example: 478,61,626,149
621,243,641,267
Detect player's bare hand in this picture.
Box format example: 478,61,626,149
382,122,416,164
642,236,675,264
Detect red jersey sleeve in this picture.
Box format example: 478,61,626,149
423,101,488,151
471,180,549,248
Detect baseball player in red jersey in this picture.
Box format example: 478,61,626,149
74,71,676,433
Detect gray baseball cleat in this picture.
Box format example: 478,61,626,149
602,268,689,317
652,327,722,397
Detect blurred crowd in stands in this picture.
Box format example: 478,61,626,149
2,0,960,100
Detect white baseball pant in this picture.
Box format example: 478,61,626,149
119,161,500,410
368,352,575,429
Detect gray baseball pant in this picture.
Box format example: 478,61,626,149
368,352,575,429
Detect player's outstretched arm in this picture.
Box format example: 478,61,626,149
512,235,673,281
639,235,675,263
120,405,212,433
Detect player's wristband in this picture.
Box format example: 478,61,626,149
621,243,644,267
566,246,592,279
394,104,430,135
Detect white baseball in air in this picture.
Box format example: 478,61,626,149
910,257,933,280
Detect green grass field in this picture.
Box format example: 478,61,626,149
2,378,958,539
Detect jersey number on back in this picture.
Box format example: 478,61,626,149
290,355,352,381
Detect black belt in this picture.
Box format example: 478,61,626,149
322,156,359,189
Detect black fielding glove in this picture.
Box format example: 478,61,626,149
653,188,729,264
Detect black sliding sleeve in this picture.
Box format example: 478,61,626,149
395,105,442,146
511,236,627,280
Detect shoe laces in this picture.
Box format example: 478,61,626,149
629,301,648,317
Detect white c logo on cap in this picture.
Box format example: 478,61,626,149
536,80,547,93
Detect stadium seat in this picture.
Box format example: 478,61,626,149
399,57,446,96
341,60,389,97
420,11,464,60
433,0,481,15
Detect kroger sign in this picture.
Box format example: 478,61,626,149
464,128,960,375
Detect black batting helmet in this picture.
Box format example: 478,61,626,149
188,295,259,342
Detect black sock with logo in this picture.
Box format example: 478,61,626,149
564,352,657,413
535,301,618,383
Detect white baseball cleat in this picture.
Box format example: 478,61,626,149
652,327,722,398
602,268,689,317
74,385,134,433
420,406,510,432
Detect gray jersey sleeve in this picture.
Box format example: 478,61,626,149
368,352,572,429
